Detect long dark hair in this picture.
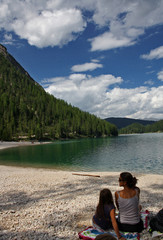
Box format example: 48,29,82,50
96,188,113,218
120,172,138,188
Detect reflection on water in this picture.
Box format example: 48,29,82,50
0,133,163,174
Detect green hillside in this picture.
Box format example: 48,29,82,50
119,123,145,134
0,46,118,141
119,120,163,134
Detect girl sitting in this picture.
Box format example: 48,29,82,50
93,188,125,240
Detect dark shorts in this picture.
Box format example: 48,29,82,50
117,219,144,233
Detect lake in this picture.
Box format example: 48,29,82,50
0,133,163,174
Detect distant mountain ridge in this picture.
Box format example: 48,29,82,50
105,117,156,129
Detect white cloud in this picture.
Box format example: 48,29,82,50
90,32,135,51
144,80,154,86
0,1,86,48
157,70,163,81
89,0,163,51
0,0,163,49
141,46,163,60
71,61,103,72
0,2,9,19
1,33,14,45
42,73,123,113
4,33,12,41
42,73,163,119
13,9,86,48
93,86,163,119
146,70,155,75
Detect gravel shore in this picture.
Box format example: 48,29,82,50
0,142,163,239
0,141,49,150
0,164,163,240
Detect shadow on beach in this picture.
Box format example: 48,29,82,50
0,173,162,239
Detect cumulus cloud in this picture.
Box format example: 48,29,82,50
0,0,163,49
42,73,163,119
141,46,163,60
157,70,163,81
71,61,103,72
1,33,14,45
106,86,163,119
13,9,86,48
91,0,163,28
42,73,123,113
89,0,163,51
0,1,86,48
90,32,135,51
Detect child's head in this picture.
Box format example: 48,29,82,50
96,188,113,218
99,188,113,205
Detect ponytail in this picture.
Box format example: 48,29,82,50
120,172,138,188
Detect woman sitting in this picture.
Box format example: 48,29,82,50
93,188,126,240
115,172,144,233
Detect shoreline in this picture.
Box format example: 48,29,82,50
0,141,51,150
0,165,163,239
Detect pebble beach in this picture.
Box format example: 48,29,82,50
0,142,163,240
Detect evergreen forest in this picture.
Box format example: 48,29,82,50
0,50,118,141
119,120,163,134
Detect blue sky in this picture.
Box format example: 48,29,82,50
0,0,163,120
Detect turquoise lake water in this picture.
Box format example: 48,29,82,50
0,133,163,174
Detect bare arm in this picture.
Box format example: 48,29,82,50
115,191,119,210
110,209,126,240
135,186,140,198
135,187,142,211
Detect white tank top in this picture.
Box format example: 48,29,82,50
117,189,140,224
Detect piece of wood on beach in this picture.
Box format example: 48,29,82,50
72,173,100,178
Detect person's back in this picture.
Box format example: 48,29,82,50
117,188,140,224
93,203,115,230
115,172,144,233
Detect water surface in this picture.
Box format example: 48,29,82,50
0,133,163,174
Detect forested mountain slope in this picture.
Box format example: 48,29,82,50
119,120,163,134
0,44,118,140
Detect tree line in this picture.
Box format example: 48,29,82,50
0,53,118,141
119,121,163,134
